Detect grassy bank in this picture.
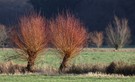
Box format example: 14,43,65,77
0,75,135,82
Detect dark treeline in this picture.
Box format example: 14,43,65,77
0,0,135,45
28,0,135,45
0,0,32,25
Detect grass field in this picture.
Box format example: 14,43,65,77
0,75,135,82
0,48,135,82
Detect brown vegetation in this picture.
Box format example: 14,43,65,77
89,31,103,48
0,61,135,76
67,63,106,74
50,13,87,73
0,61,25,74
0,61,57,75
106,61,135,75
106,16,131,50
67,62,135,76
11,13,48,72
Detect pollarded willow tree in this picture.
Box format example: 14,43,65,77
0,25,8,47
50,13,87,73
106,16,131,50
11,13,48,72
89,31,103,48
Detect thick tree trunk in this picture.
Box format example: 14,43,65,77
115,44,119,50
26,55,36,72
59,55,69,73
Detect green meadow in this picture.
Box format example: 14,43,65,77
0,48,135,82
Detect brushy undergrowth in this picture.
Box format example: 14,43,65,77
0,61,25,74
67,61,135,76
106,61,135,75
66,63,107,74
0,61,135,76
0,61,57,75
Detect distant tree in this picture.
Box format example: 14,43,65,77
11,13,48,72
0,24,8,48
106,16,131,50
50,13,87,73
89,31,103,48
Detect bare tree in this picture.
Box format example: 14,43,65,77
0,25,8,48
89,31,103,48
106,16,131,50
11,13,48,72
50,13,87,73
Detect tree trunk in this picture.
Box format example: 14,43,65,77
26,55,36,72
59,55,69,73
115,44,119,50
